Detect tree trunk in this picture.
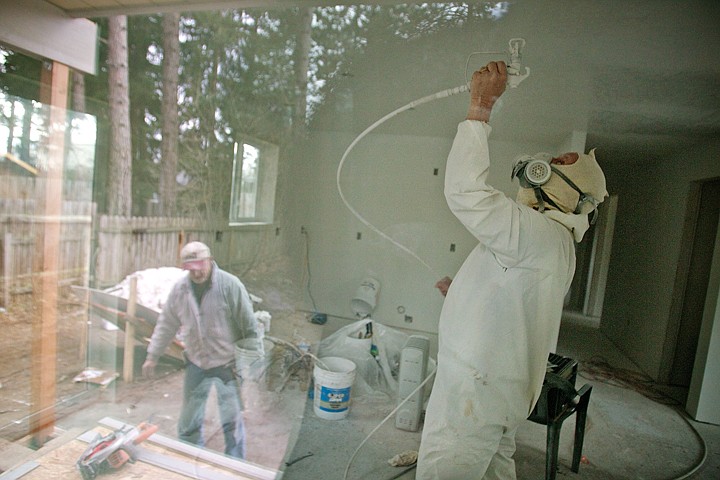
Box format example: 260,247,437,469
6,101,15,154
107,15,132,216
160,12,180,216
292,6,313,137
20,100,32,161
71,71,86,113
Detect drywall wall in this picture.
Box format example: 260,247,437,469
602,140,720,380
275,1,720,384
687,216,720,425
289,124,566,335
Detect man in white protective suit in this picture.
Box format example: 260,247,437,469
416,61,608,479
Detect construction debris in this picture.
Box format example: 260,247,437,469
388,450,418,467
73,368,119,387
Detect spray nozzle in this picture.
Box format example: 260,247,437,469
507,38,530,88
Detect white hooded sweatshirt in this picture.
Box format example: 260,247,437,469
416,120,582,479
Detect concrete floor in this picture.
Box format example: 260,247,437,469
3,320,718,480
280,322,720,480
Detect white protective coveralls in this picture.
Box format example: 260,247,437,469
416,120,590,479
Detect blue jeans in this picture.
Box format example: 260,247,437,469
178,360,246,459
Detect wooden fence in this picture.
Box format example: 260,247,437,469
0,202,94,305
94,215,197,286
93,216,272,288
1,176,274,301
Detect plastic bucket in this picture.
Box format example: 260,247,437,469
351,277,380,318
313,357,357,420
236,338,274,382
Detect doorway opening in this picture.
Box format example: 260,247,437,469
662,177,720,390
563,196,618,327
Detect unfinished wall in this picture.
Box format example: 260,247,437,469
687,212,720,424
275,1,720,381
602,140,720,380
281,21,597,350
287,126,571,340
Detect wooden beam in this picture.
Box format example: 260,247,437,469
30,60,69,447
123,276,138,383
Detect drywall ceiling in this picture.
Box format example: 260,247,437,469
39,0,720,161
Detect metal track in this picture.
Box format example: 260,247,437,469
75,417,277,480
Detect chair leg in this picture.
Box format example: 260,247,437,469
546,422,561,480
571,386,593,473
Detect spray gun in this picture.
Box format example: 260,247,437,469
444,37,531,96
506,38,530,88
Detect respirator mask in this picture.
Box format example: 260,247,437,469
512,153,601,224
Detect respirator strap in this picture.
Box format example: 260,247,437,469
550,166,599,221
536,187,599,225
539,189,563,213
533,188,546,212
549,167,584,197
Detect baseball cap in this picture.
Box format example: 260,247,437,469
180,242,212,270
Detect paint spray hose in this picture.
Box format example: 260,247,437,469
269,333,437,479
335,84,470,278
336,40,529,278
342,362,438,480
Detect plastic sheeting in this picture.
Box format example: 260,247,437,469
318,319,422,400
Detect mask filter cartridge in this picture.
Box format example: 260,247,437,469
512,157,552,188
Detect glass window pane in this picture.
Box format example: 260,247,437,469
229,139,276,225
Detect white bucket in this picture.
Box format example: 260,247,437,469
313,357,357,420
351,277,380,318
236,338,274,382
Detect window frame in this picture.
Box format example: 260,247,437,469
228,135,279,226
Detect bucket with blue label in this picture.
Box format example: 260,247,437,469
313,357,357,420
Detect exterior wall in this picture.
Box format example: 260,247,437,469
0,0,97,75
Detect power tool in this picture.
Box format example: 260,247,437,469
76,421,158,480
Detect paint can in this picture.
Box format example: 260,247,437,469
313,357,357,420
236,338,274,382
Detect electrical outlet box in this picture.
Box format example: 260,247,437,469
395,335,429,431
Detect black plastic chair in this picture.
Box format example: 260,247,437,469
528,362,593,480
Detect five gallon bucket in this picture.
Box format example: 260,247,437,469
313,357,357,420
236,338,274,382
